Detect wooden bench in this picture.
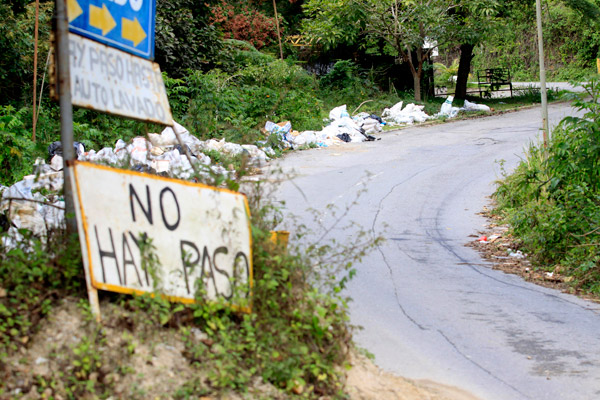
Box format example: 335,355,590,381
477,68,513,98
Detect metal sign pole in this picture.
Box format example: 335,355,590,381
55,0,77,233
57,0,101,321
536,0,549,147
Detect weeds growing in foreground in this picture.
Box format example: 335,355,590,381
493,78,600,295
0,164,384,398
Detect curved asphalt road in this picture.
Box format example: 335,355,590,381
271,103,600,400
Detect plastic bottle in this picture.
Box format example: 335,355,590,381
439,95,454,115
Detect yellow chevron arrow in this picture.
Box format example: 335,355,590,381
67,0,83,22
89,4,116,36
122,17,146,47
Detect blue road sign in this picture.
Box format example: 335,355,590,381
68,0,155,60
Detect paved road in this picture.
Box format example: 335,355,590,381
512,82,586,93
438,82,585,98
271,103,600,400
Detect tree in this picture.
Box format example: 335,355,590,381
453,1,501,100
303,0,460,102
155,0,223,77
453,0,600,99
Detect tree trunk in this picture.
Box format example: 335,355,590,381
413,73,422,102
455,43,474,100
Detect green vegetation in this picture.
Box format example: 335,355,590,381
494,79,600,294
0,163,382,398
0,53,410,185
473,0,600,81
2,0,600,395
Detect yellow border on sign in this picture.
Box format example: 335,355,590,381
72,160,253,313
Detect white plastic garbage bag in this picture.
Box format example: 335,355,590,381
241,145,269,164
50,155,63,171
329,105,350,120
265,121,292,134
1,172,65,238
204,139,225,152
463,100,491,112
382,102,404,119
361,118,383,134
149,127,177,147
222,142,245,156
291,131,317,147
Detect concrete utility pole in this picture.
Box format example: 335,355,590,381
55,0,77,233
536,0,549,147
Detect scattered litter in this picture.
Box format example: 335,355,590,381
437,96,460,118
488,234,501,242
478,235,488,243
35,357,48,365
509,250,525,259
0,120,275,247
48,141,85,159
463,100,491,112
337,133,352,143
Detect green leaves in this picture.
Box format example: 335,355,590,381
0,105,36,185
494,78,600,294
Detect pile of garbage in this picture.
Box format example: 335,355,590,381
0,121,273,245
264,105,385,148
1,98,494,244
79,122,271,180
0,171,64,245
382,102,431,125
261,97,492,150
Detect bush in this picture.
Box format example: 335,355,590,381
0,106,37,185
494,78,600,293
167,51,325,144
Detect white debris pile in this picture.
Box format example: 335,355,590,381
382,101,431,125
79,121,270,180
263,105,387,149
0,121,272,246
0,172,65,247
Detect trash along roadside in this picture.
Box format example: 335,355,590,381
0,99,491,246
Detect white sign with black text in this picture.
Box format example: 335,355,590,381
71,162,252,310
68,33,172,125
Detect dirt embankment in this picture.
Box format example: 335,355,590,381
2,298,478,400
